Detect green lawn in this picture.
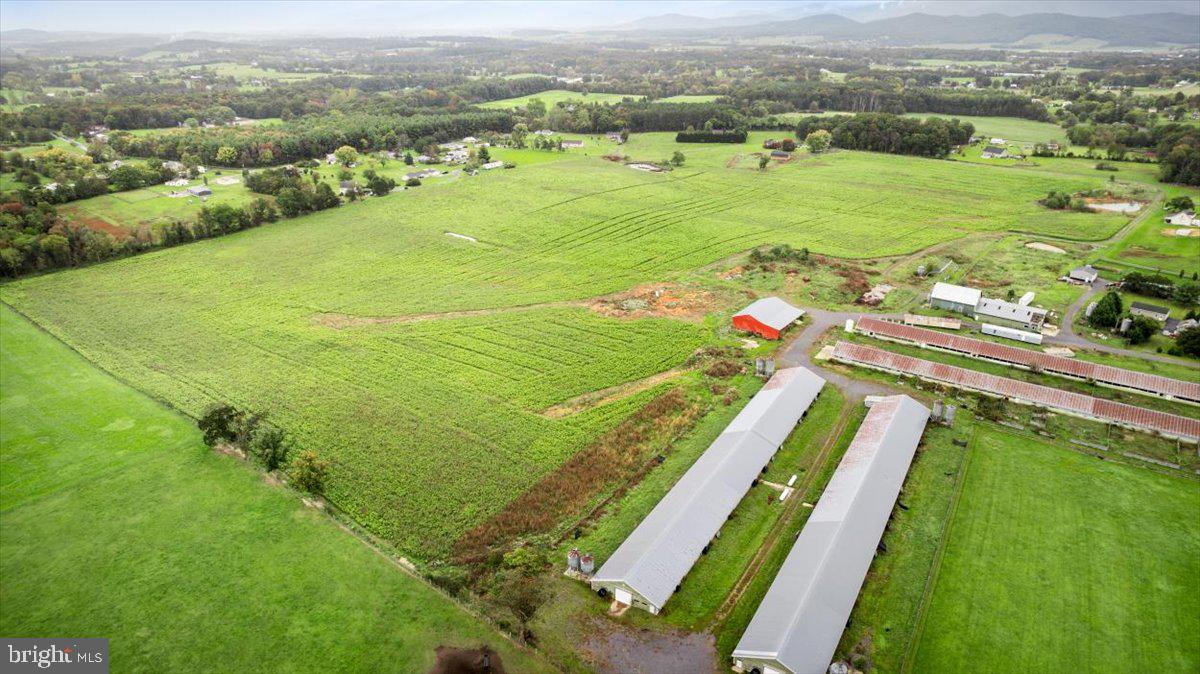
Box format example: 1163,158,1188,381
2,135,1136,562
59,173,257,231
1098,181,1200,275
0,305,550,674
477,89,644,109
911,428,1200,673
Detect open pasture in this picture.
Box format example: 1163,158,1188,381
656,94,723,104
476,89,644,109
911,429,1200,673
59,174,256,233
0,306,551,674
2,136,1126,560
904,113,1069,145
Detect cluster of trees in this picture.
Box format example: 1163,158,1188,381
792,113,974,158
197,404,329,495
727,81,1048,120
675,129,747,143
1155,126,1200,186
0,200,150,277
1,148,175,205
106,110,511,167
1122,271,1200,304
1040,191,1088,211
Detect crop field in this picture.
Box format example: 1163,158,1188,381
910,429,1200,673
2,135,1130,560
476,89,644,109
0,306,551,673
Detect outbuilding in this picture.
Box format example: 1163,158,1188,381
1069,265,1099,284
1130,302,1170,322
928,282,981,314
187,186,212,197
732,297,805,340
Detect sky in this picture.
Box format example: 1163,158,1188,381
1,1,1196,37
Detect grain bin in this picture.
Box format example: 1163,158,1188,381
580,553,595,574
568,548,581,571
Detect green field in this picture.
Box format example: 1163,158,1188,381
911,429,1200,673
905,113,1069,145
656,94,722,104
0,134,1137,561
0,305,550,674
59,174,257,231
477,89,644,109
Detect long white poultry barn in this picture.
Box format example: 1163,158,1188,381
732,395,930,674
589,367,827,614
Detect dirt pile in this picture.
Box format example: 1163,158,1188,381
591,284,717,321
427,646,506,674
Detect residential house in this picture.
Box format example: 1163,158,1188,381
1165,211,1198,227
981,145,1009,159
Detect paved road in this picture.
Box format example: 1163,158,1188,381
778,308,901,401
1052,280,1199,368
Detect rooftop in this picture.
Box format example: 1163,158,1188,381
734,297,805,331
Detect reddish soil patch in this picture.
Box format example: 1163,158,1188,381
590,283,718,322
427,646,506,674
74,216,130,240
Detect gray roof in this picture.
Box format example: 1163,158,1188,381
733,395,930,674
1070,265,1098,281
974,297,1047,323
1131,301,1169,315
591,367,826,611
735,297,805,331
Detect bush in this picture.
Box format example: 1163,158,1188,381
1040,190,1072,209
1123,315,1159,345
976,395,1007,421
1176,326,1200,357
405,178,421,187
675,129,748,143
198,404,241,447
289,449,331,494
1165,195,1195,212
249,426,291,471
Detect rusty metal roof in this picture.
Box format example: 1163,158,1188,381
833,341,1200,441
856,317,1200,403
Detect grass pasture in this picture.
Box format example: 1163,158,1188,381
59,174,257,232
476,89,644,109
911,429,1200,673
1,136,1135,561
904,113,1069,145
656,94,723,104
0,306,550,674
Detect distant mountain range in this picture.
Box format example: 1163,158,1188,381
614,11,1200,47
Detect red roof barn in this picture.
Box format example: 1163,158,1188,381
733,297,805,340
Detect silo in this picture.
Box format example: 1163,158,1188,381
568,548,581,571
580,554,595,574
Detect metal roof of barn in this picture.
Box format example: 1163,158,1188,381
734,297,805,331
974,297,1047,323
856,317,1200,403
733,396,930,674
1131,301,1170,315
591,367,826,610
832,341,1200,441
929,282,981,307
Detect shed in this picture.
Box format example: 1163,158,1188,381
732,297,805,340
1069,265,1099,284
732,396,930,674
1130,302,1170,322
590,368,826,614
981,145,1008,159
187,186,212,197
928,282,981,314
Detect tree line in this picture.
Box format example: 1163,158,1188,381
793,113,974,158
